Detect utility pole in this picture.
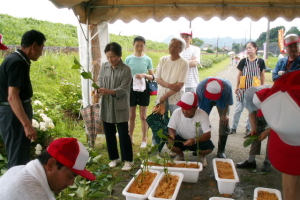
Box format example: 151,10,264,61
265,20,270,67
216,36,219,57
250,19,252,41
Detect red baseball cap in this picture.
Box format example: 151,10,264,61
255,71,300,175
47,138,96,180
284,34,300,46
204,78,223,100
177,92,198,110
180,28,192,36
0,35,9,50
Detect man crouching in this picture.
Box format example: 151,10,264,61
167,92,214,167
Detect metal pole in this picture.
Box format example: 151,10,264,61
250,19,252,41
86,5,91,105
265,20,270,66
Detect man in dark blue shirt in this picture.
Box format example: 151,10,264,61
196,77,233,158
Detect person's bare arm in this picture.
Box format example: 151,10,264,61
235,70,242,94
8,87,37,140
220,105,229,126
135,69,155,80
249,112,257,135
184,131,211,146
260,70,265,85
159,82,184,102
156,78,181,91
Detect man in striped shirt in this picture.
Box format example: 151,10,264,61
180,28,201,93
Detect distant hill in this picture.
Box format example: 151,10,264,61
162,35,246,50
201,37,246,49
0,14,168,51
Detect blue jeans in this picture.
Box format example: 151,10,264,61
231,99,251,130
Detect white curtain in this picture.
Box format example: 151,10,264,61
77,21,109,108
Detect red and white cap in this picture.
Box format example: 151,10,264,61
177,92,198,110
284,34,300,46
0,35,9,50
254,71,300,175
180,28,192,36
47,138,96,180
204,78,223,100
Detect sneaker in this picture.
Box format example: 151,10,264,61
140,142,147,148
108,159,121,168
199,156,207,168
229,128,236,134
236,160,256,169
174,155,184,161
261,161,271,172
122,161,134,171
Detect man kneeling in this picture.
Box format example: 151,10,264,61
167,92,214,167
0,138,96,200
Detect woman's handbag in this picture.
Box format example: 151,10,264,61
148,80,158,95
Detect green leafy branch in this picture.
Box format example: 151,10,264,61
71,57,100,89
243,135,259,147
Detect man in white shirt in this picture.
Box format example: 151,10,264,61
167,92,214,167
179,28,201,93
0,138,96,200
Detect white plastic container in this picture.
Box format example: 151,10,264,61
148,172,184,200
213,158,239,195
253,187,282,200
209,197,234,200
143,161,202,183
122,169,161,200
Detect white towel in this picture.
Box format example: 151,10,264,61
26,159,56,200
133,76,146,92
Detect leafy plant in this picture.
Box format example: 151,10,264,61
243,135,259,147
71,57,100,89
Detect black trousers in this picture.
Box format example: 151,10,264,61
103,121,133,162
0,103,32,168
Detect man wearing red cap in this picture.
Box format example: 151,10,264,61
167,92,214,167
255,71,300,200
179,28,201,93
236,85,272,172
273,34,300,81
196,77,233,158
0,138,96,200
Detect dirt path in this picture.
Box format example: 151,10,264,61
107,62,282,200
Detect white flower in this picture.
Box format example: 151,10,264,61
32,119,39,128
40,113,47,118
45,107,49,111
35,150,41,155
39,122,48,131
33,100,43,106
35,144,42,151
43,117,53,128
37,109,43,114
48,122,55,129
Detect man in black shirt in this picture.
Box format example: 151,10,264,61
0,30,46,168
